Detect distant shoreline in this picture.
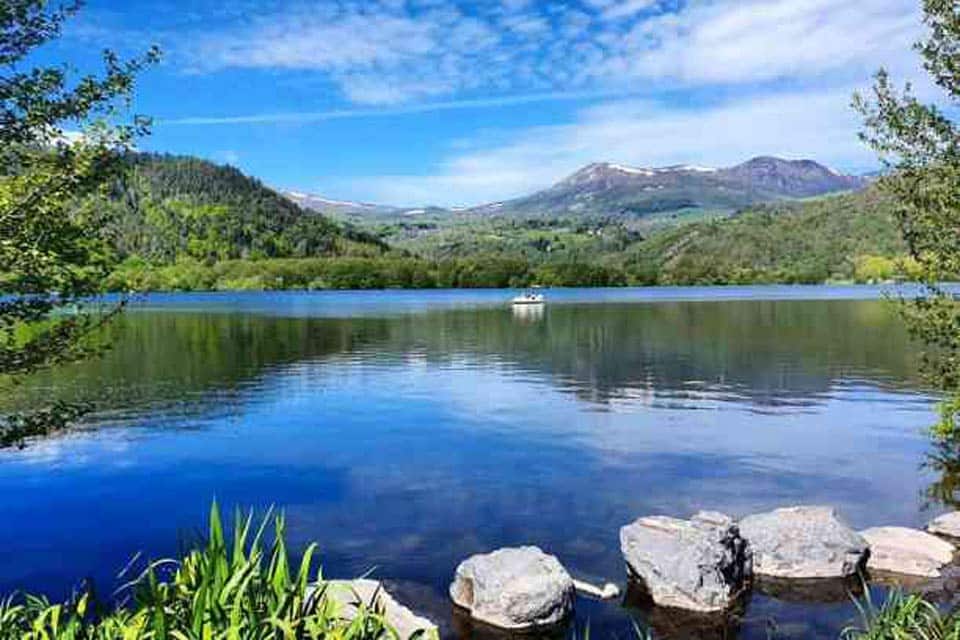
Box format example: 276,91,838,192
101,255,934,295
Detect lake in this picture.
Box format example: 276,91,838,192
0,286,951,639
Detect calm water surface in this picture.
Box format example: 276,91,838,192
0,286,951,639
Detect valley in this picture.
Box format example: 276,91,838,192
96,153,911,291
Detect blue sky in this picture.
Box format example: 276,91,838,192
48,0,925,206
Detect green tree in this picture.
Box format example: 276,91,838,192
855,0,960,439
0,1,158,447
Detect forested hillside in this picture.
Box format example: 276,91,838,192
92,155,911,291
102,154,387,264
625,189,911,284
101,184,912,291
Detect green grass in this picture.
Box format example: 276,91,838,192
842,588,960,640
0,503,432,640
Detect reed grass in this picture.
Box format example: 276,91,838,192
0,503,426,640
842,587,960,640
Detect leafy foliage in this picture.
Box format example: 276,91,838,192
101,154,388,264
0,502,423,640
854,0,960,439
99,186,911,291
104,255,627,292
622,189,908,285
0,0,158,447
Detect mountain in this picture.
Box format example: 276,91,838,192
103,154,387,264
285,192,403,219
624,187,907,284
478,156,868,222
284,191,460,229
720,156,866,197
290,156,869,229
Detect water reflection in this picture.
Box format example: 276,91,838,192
511,304,545,323
0,291,946,640
622,581,748,640
924,442,960,509
2,299,926,416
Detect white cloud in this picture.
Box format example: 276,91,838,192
159,88,635,125
601,0,659,21
597,0,921,85
337,76,457,106
149,0,934,208
191,12,436,71
328,86,884,207
183,2,504,103
175,0,921,106
219,150,241,165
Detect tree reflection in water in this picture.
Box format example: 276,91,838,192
925,441,960,510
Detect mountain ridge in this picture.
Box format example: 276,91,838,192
288,156,870,225
480,156,868,222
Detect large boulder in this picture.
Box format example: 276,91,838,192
325,579,437,640
860,527,955,578
619,512,751,612
449,546,575,630
928,512,960,539
739,506,868,579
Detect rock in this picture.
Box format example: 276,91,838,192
739,506,868,579
571,579,620,600
325,579,437,640
449,546,575,630
619,513,751,613
692,511,735,528
860,527,955,578
928,512,960,539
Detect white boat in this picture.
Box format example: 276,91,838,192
511,289,545,305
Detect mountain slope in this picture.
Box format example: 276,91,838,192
480,156,868,222
625,188,908,284
104,154,387,263
290,156,869,233
285,192,404,219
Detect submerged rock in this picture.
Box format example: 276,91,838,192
449,546,575,630
622,581,747,640
739,506,868,579
325,579,438,640
860,527,955,578
619,513,751,612
754,574,864,604
928,512,960,539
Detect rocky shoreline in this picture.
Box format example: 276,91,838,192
335,505,960,639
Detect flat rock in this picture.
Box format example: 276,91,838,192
619,513,751,613
739,506,868,579
928,512,960,539
449,546,574,630
325,579,437,640
860,527,955,578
